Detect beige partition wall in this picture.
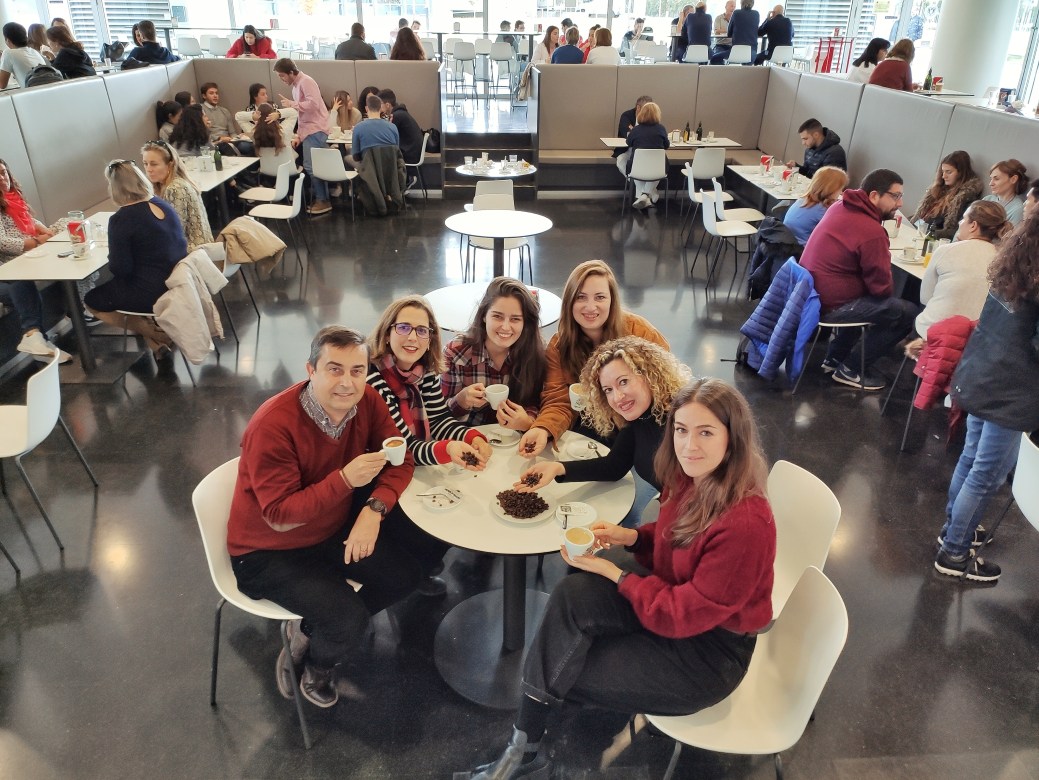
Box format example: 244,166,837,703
941,104,1039,190
296,60,358,109
354,61,443,131
615,65,699,140
757,66,799,159
535,64,618,151
104,66,178,161
695,67,769,154
785,74,864,166
191,58,278,114
166,60,199,103
0,96,42,217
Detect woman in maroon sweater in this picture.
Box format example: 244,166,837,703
868,37,917,92
469,378,776,779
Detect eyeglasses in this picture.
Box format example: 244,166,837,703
393,323,431,339
883,190,904,201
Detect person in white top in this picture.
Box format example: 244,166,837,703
531,26,559,65
847,37,889,85
907,201,1013,352
585,28,621,65
0,23,48,88
235,83,298,137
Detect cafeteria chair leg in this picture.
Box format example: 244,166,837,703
881,354,911,415
210,598,225,705
239,271,262,321
0,536,19,583
898,375,922,452
218,292,240,347
57,416,99,486
13,454,64,551
791,328,824,394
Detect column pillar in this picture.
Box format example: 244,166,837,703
929,0,1017,98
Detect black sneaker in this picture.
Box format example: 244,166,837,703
300,664,339,708
83,310,102,327
934,548,1001,582
821,357,841,374
416,575,447,597
833,364,885,391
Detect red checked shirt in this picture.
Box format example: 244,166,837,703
441,337,513,426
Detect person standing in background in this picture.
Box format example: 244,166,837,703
275,57,333,216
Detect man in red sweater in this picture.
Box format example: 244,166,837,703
227,326,443,708
800,168,919,390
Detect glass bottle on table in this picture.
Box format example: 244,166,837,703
682,122,690,142
695,121,703,141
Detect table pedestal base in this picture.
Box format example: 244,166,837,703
434,588,550,709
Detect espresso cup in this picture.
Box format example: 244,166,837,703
569,383,588,411
382,436,406,465
883,219,898,238
485,383,509,410
563,526,595,558
903,247,917,262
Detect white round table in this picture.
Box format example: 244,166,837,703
423,282,563,332
444,210,553,278
455,162,538,179
398,425,636,708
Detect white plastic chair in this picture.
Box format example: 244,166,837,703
177,37,204,58
791,317,873,393
199,34,214,53
257,146,298,179
490,41,516,100
769,45,794,66
420,38,436,60
728,44,752,64
250,172,309,276
405,132,431,201
240,160,294,205
1011,433,1039,532
311,148,359,220
712,178,766,223
680,147,729,238
209,36,233,57
192,458,313,749
465,193,532,284
0,351,98,555
452,42,478,104
624,148,669,216
646,566,848,780
697,190,756,294
767,461,841,617
683,44,710,64
464,179,514,212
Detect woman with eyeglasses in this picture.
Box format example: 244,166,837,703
168,104,212,157
140,141,212,252
84,160,186,360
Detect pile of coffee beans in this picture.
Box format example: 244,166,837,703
496,489,549,519
461,451,479,467
521,473,540,487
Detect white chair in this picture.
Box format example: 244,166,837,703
1013,433,1039,530
311,148,359,221
473,39,493,103
490,41,517,100
176,37,204,58
240,160,293,205
767,461,841,617
790,318,874,393
0,351,98,555
697,191,756,294
452,42,478,104
208,36,232,57
624,149,669,216
683,44,710,64
769,45,794,66
727,44,752,64
712,178,766,223
404,132,431,201
646,566,848,780
199,34,214,53
114,305,199,383
420,38,436,60
257,147,298,180
250,172,309,276
465,193,532,284
443,36,461,64
192,458,313,749
680,147,729,241
464,179,514,212
633,40,657,61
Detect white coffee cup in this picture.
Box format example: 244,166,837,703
569,382,588,411
883,219,898,238
71,240,91,259
903,247,917,262
707,130,715,141
485,383,509,410
563,526,595,558
382,436,406,465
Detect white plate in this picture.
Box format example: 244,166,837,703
486,426,519,448
22,248,48,258
898,257,925,265
491,495,554,526
557,501,597,528
565,439,603,460
421,486,462,512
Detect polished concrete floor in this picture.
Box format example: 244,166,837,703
1,196,1038,780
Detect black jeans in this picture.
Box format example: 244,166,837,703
230,487,447,669
823,295,919,371
521,573,756,716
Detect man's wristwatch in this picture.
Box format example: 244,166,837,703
365,498,388,517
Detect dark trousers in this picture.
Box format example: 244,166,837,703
230,487,447,669
823,295,919,371
0,281,44,333
521,573,755,716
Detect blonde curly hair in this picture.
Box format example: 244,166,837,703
577,336,692,437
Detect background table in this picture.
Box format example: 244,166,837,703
455,162,537,179
398,426,636,708
888,220,927,282
422,282,562,332
188,156,258,226
601,136,740,149
727,164,809,212
444,210,553,278
49,211,114,243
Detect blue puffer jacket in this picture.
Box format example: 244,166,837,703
740,259,820,383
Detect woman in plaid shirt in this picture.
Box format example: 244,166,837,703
441,278,547,429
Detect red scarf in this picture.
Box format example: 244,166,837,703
377,353,431,440
4,190,35,236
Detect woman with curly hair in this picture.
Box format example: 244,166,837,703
517,336,690,493
912,150,983,240
518,260,669,459
933,213,1039,583
442,277,547,430
389,27,425,60
168,104,212,157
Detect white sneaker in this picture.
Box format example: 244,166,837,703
632,195,650,210
17,331,72,364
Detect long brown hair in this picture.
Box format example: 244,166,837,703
542,25,559,52
0,158,28,216
368,295,445,374
252,104,285,152
390,27,425,60
925,150,976,205
333,90,358,130
988,211,1039,307
557,260,625,378
459,277,546,409
652,379,768,547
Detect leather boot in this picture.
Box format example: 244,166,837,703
470,728,550,779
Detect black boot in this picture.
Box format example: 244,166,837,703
470,728,550,779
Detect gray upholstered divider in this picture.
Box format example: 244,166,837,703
0,95,42,217
11,79,121,223
166,60,198,101
695,67,769,153
536,64,618,150
191,59,277,116
757,66,799,159
292,60,357,109
104,66,177,159
785,74,863,165
354,61,443,131
941,104,1039,190
615,65,699,142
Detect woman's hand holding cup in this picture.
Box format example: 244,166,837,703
458,383,487,411
590,521,638,550
497,399,533,431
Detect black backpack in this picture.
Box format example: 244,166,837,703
24,63,64,88
424,127,442,154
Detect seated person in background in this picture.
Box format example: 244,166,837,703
518,260,668,458
625,101,670,210
378,89,423,165
847,37,889,84
787,118,847,178
620,17,647,58
799,168,919,390
518,336,691,495
174,91,194,108
225,25,277,59
442,278,547,430
982,159,1028,225
349,93,399,166
27,24,54,61
155,100,182,142
496,20,518,54
586,28,620,65
141,141,213,253
85,160,186,360
580,24,600,61
711,1,736,60
358,85,381,116
0,23,47,88
235,83,297,137
336,23,376,60
684,2,713,53
200,82,254,156
389,27,425,61
755,4,793,64
251,104,297,173
531,26,558,66
228,326,431,709
614,94,652,176
0,158,71,363
912,150,983,240
328,90,362,133
905,201,1012,356
868,38,916,91
715,0,759,63
169,104,212,157
126,20,179,64
551,26,585,64
411,20,421,32
46,26,95,78
783,165,849,245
